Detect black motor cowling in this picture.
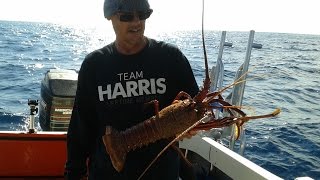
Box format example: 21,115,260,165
39,69,78,131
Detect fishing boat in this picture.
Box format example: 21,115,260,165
0,31,312,180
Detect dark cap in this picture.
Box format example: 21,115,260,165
103,0,151,18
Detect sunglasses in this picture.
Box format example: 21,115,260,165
117,9,153,22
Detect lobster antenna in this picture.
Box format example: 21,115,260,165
202,0,209,80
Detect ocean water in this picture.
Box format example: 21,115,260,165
0,20,319,180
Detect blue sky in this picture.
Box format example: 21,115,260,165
0,0,319,35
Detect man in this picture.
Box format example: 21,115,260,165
65,0,199,179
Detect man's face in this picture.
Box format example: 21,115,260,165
110,11,150,45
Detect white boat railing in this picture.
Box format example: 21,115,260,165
210,30,226,93
179,30,284,180
208,30,260,155
180,135,283,180
228,30,255,153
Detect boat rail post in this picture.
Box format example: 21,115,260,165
229,30,255,153
211,30,226,93
28,99,38,133
210,31,226,116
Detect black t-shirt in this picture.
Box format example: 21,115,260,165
65,38,199,180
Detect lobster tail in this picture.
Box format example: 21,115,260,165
103,117,163,172
102,126,127,172
102,99,198,172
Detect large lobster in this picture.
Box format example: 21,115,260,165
102,0,280,176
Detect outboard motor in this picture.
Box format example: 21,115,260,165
39,69,78,131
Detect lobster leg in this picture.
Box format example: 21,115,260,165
192,108,281,132
209,98,247,117
173,91,193,102
144,99,160,118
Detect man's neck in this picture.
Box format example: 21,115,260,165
115,37,147,55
